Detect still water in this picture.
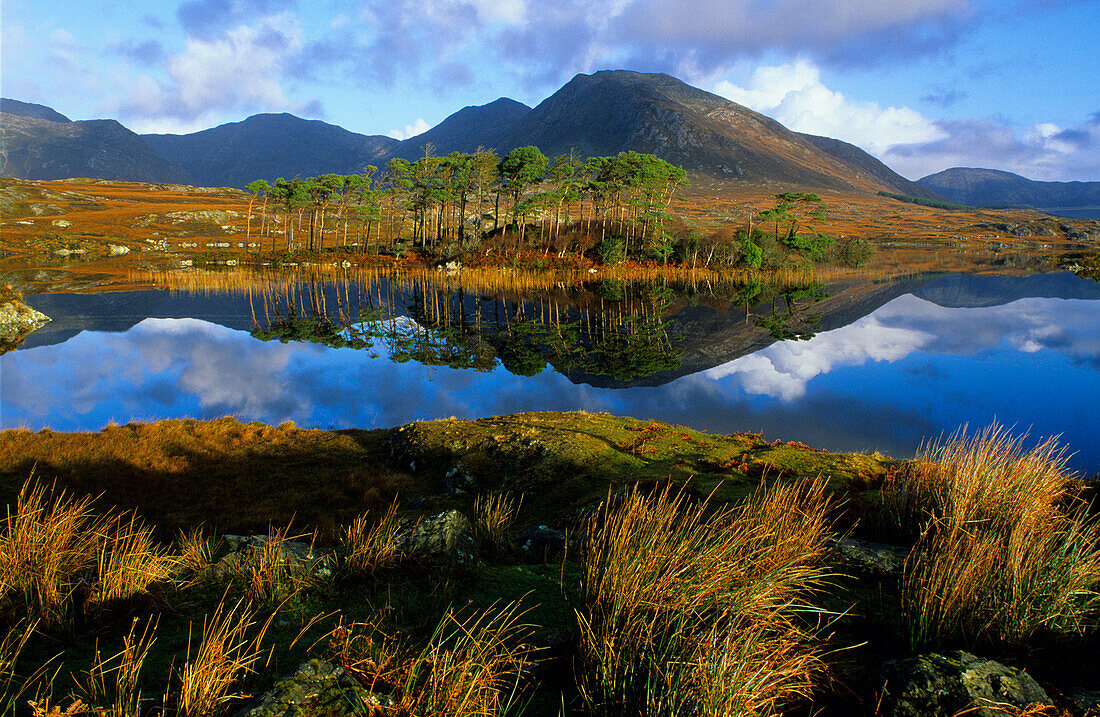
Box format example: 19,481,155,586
3,271,1099,474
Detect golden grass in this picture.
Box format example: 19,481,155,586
238,523,319,606
473,493,522,560
330,601,534,716
174,596,273,717
576,479,833,715
899,425,1100,648
0,480,174,627
2,619,55,714
78,618,159,717
341,500,404,577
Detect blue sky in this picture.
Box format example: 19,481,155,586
3,0,1098,181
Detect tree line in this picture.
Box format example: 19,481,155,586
243,146,688,262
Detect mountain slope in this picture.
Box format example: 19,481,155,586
918,168,1100,216
487,71,886,190
0,98,72,123
0,113,192,183
391,98,531,160
797,133,943,200
143,114,400,188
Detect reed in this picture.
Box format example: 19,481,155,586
473,493,522,560
174,597,273,717
576,480,832,715
899,425,1100,648
79,618,159,717
331,601,534,717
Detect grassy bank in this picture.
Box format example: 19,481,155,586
1,414,1097,715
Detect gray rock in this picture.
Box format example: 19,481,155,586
830,537,909,576
879,651,1051,717
516,525,568,562
214,534,330,580
443,463,479,495
234,659,387,717
399,510,479,564
0,298,50,353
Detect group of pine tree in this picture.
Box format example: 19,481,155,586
244,145,869,269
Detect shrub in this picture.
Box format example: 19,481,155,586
575,480,832,715
597,237,625,265
834,237,874,267
899,425,1100,648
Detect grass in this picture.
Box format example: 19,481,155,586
330,601,535,716
473,493,522,560
575,479,834,715
78,617,160,717
898,425,1100,648
341,500,405,577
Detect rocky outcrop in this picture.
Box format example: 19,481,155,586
0,296,50,354
234,659,385,717
398,509,479,565
213,534,331,581
829,537,909,576
878,651,1051,717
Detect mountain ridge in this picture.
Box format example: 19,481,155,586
918,167,1100,217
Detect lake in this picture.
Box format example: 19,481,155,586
4,269,1099,475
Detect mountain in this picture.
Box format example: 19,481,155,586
142,114,399,188
0,112,192,183
483,71,886,190
1,98,72,123
918,168,1100,218
391,98,531,160
797,133,943,200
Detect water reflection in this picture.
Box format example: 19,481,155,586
3,271,1099,473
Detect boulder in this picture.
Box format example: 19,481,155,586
214,534,330,580
399,510,478,564
234,659,388,717
829,537,908,576
515,525,569,562
878,651,1051,717
0,297,50,354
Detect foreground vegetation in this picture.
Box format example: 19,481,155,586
1,414,1098,715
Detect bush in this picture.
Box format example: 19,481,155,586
834,237,874,267
597,237,625,265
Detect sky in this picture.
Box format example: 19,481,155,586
3,0,1099,181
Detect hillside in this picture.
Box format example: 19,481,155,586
918,167,1100,217
0,97,72,123
0,113,193,184
142,113,399,188
797,132,942,200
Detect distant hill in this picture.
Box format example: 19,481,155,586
797,133,943,200
918,168,1100,218
0,113,192,183
142,114,399,188
391,98,532,160
1,98,72,123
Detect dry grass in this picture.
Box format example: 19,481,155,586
899,425,1100,648
3,619,56,714
473,493,522,560
174,526,220,580
575,479,833,715
341,500,404,576
78,618,159,717
239,523,319,606
173,596,274,717
330,601,535,716
0,480,174,627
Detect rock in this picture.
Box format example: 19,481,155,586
0,297,50,354
234,658,387,717
515,525,569,562
399,510,479,564
51,218,71,228
830,537,908,576
878,651,1052,717
213,534,330,580
107,244,130,256
443,463,479,495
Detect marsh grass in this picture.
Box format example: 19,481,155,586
173,596,275,717
341,500,404,577
473,493,522,560
3,619,57,714
174,526,221,582
330,600,534,716
0,480,173,627
576,479,833,716
899,425,1100,648
78,617,159,717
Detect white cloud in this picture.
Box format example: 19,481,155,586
387,117,431,140
707,60,945,156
